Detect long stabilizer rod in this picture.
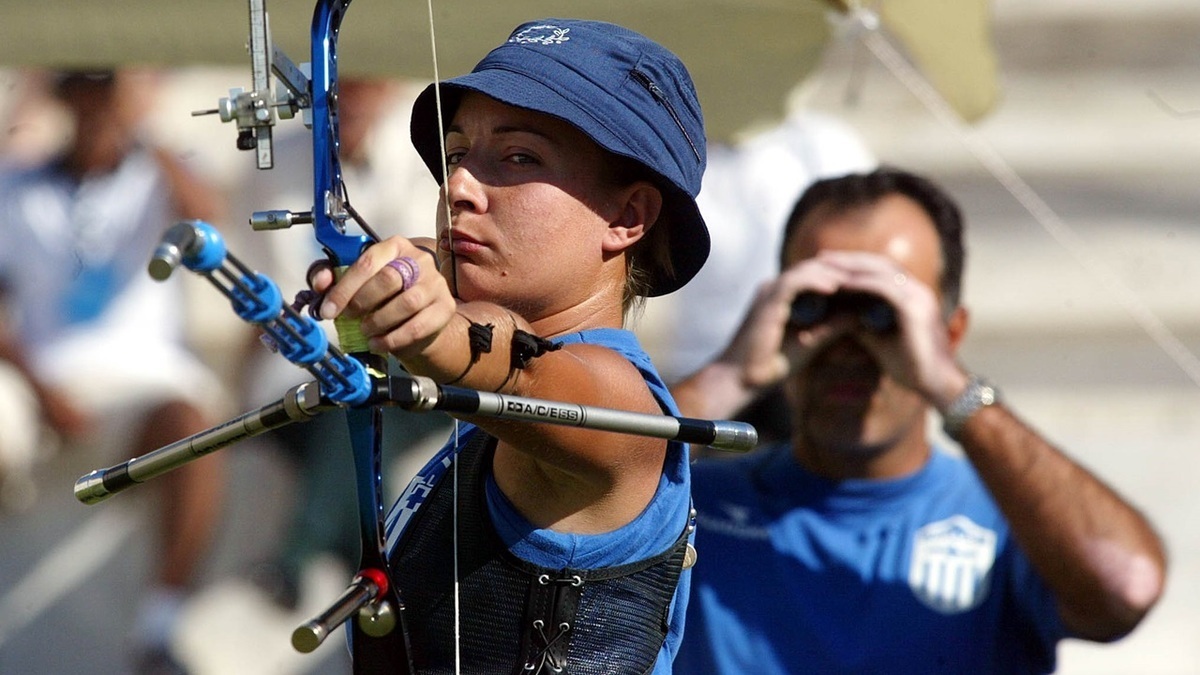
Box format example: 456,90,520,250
392,375,758,453
74,382,326,504
74,375,757,506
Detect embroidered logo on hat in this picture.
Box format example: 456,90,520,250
509,25,571,46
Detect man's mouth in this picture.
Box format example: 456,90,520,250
806,343,881,405
822,379,877,404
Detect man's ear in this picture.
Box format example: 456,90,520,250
946,305,969,352
602,182,662,254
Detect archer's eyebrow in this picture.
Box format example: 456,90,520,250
446,123,560,145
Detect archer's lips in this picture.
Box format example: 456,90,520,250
440,232,486,256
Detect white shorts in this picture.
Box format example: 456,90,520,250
0,362,40,474
30,335,227,462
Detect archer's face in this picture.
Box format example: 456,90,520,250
784,194,946,464
436,93,628,320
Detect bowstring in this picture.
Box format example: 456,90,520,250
424,1,463,672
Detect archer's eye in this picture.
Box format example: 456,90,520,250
445,150,466,167
505,152,538,166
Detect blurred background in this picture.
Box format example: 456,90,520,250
1,0,1197,673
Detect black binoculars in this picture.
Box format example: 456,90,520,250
789,291,897,333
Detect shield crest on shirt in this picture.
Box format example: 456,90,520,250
907,515,997,614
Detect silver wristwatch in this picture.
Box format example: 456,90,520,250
942,375,999,439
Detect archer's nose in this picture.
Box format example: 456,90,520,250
444,164,485,216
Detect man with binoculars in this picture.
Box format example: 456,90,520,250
671,167,1166,673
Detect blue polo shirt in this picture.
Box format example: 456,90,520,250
677,443,1068,674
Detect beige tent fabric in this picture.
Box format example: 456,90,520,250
0,0,996,139
879,0,1000,122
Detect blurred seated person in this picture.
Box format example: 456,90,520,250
0,69,230,674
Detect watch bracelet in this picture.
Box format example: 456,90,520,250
942,374,998,439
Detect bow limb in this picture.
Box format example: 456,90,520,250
310,0,372,267
305,1,413,669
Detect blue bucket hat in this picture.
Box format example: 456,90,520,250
410,18,709,297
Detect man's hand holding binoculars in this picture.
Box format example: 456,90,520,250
713,250,967,408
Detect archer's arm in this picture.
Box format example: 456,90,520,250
315,236,668,530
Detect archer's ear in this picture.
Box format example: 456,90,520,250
602,182,662,253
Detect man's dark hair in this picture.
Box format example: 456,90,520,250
780,167,967,311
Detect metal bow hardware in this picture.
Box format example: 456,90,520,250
73,0,758,669
190,0,411,657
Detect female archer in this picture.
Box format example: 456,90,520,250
314,18,710,674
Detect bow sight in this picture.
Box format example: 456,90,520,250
191,0,310,170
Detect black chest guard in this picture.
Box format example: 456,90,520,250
353,431,689,674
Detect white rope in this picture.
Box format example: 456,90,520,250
852,9,1200,389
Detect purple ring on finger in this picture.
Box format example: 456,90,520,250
386,256,420,292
